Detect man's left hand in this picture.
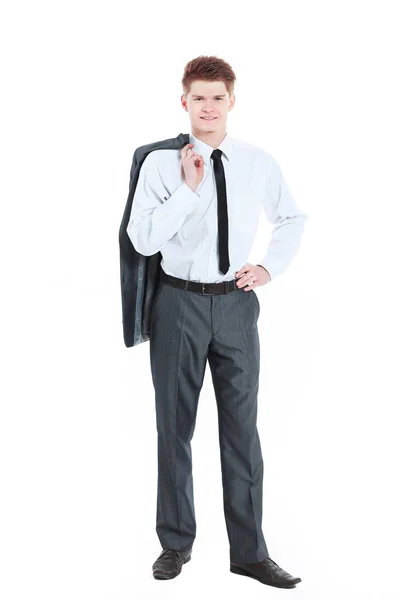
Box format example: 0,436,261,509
235,263,271,290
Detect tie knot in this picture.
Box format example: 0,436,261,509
211,149,223,161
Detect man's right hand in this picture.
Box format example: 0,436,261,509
181,143,204,192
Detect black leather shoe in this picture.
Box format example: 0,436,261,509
152,548,192,580
230,556,301,588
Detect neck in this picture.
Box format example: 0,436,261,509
191,128,227,149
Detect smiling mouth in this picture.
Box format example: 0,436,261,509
201,117,217,120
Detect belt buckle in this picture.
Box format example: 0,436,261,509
201,282,215,296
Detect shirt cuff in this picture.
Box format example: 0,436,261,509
257,261,279,281
157,182,201,217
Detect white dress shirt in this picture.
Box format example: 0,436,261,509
126,132,308,283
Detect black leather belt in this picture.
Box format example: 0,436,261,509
159,268,237,295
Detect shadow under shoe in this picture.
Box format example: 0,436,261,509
230,556,302,588
152,548,192,580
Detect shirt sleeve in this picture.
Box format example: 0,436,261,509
258,156,308,280
126,151,202,256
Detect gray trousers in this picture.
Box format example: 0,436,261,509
149,272,269,563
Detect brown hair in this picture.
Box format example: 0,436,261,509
182,55,236,96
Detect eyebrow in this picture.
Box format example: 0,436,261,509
192,94,226,98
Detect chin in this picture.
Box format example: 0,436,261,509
199,119,219,129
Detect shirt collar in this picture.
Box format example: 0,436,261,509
188,132,232,166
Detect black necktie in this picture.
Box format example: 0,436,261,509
211,149,230,274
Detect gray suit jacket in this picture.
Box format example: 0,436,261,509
119,132,190,348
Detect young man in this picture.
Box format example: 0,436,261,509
126,56,307,588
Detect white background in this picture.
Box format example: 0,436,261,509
1,1,400,598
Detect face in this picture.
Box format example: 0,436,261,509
181,80,235,135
